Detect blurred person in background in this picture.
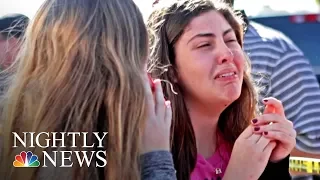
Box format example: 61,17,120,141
0,14,29,103
225,0,320,157
225,0,320,178
0,14,29,70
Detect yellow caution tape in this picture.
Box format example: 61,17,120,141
289,156,320,174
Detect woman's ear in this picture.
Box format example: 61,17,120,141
168,67,178,83
173,76,178,83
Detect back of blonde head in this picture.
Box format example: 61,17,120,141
0,0,148,179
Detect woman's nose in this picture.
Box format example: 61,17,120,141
216,43,234,64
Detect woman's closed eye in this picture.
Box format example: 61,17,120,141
225,39,237,43
197,42,211,48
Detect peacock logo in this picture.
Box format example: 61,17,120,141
13,151,40,167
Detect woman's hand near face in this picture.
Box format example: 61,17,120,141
252,97,297,162
140,75,172,154
223,126,276,180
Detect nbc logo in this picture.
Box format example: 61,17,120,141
13,151,40,167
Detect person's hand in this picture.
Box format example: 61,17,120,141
252,97,296,162
140,74,172,154
223,125,276,180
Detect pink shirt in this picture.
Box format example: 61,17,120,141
191,140,231,180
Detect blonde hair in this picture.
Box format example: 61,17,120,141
0,0,148,179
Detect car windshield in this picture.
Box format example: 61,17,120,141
234,0,320,17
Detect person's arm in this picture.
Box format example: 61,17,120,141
269,40,320,158
259,155,291,180
140,150,177,180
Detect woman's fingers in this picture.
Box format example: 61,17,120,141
154,79,166,116
143,74,156,117
251,114,294,129
164,101,172,126
263,141,277,153
243,127,274,152
240,125,258,139
253,123,295,137
263,130,296,147
253,121,297,148
263,104,276,114
262,97,285,116
255,136,271,152
141,76,172,154
247,132,263,143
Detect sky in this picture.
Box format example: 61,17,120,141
0,0,318,19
